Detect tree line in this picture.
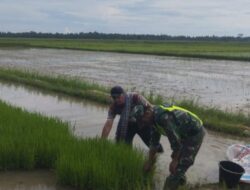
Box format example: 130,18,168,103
0,31,250,42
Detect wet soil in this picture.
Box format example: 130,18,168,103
0,170,74,190
1,48,250,113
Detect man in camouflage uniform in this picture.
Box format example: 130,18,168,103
143,103,205,190
101,86,163,152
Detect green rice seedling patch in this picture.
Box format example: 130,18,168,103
0,100,151,189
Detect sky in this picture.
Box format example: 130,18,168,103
0,0,250,36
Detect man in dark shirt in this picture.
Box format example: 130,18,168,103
101,86,163,152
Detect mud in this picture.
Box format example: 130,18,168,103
0,170,74,190
0,48,250,113
0,82,248,189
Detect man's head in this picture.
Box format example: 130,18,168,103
110,86,125,105
141,107,154,125
130,105,154,128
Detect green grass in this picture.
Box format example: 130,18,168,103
0,68,249,137
146,93,250,137
56,139,152,190
0,68,110,105
1,38,250,61
0,99,73,170
178,100,250,137
0,100,152,190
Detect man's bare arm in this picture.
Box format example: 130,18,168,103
101,119,114,138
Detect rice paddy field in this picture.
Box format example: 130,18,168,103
0,68,249,138
1,38,250,61
0,38,250,189
0,80,249,190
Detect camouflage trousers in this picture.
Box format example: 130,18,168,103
164,126,206,190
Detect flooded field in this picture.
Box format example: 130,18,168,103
1,48,250,113
0,170,74,190
0,82,248,190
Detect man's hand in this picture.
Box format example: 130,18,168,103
143,148,157,173
169,159,178,174
143,160,153,173
169,151,180,174
101,119,113,138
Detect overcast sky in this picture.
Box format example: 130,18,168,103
1,0,250,36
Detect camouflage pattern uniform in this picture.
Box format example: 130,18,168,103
150,104,205,190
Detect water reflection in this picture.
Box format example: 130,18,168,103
0,81,107,137
0,81,248,189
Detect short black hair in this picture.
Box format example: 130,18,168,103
110,86,125,97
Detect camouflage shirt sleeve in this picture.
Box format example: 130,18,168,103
159,114,182,152
150,127,162,150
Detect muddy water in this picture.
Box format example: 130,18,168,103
0,81,107,138
1,48,250,113
0,82,248,189
0,170,75,190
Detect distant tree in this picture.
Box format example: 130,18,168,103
237,33,244,38
0,31,250,42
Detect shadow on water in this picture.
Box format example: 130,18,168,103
0,81,249,190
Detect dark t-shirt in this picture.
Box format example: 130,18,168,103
107,93,151,122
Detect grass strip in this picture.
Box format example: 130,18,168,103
146,94,250,137
0,68,249,137
0,68,110,105
1,38,250,61
0,100,152,190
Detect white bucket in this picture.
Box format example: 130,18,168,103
226,144,250,184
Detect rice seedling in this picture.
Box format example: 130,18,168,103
56,138,152,190
0,100,152,189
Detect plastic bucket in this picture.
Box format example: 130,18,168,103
219,160,245,188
